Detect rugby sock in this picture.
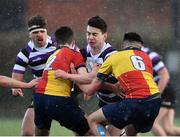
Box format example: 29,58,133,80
97,124,106,136
120,129,126,136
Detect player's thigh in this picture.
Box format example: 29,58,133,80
33,93,52,130
52,97,89,135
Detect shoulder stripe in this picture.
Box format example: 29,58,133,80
17,52,29,63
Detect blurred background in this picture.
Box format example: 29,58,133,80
0,0,180,119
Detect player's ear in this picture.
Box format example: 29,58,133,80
103,32,108,40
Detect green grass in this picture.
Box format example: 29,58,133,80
0,117,180,136
0,118,73,136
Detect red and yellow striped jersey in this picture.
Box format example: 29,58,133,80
97,49,159,99
36,47,85,96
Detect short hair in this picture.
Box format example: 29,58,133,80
55,26,74,45
28,15,47,29
123,32,143,44
88,16,107,33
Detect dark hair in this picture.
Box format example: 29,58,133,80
55,26,74,45
28,15,47,28
123,32,143,44
88,16,107,33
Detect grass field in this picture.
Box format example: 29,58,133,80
0,118,180,136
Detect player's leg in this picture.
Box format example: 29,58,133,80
53,96,91,136
35,126,49,136
106,125,126,136
98,100,125,136
21,107,34,136
151,107,167,136
163,108,180,135
88,108,110,136
33,93,51,136
125,124,138,136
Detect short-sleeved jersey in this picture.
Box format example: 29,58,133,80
12,36,57,78
141,47,165,83
80,43,120,104
97,48,159,99
36,47,85,97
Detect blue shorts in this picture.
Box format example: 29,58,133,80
33,93,89,135
102,93,161,133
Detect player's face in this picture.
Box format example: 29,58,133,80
30,30,47,48
86,25,107,49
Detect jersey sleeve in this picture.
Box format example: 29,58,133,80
149,51,165,73
12,48,29,74
73,52,86,69
97,57,112,81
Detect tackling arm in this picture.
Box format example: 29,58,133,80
77,77,103,96
55,67,95,84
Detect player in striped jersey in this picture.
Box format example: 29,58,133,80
11,15,56,136
80,16,125,136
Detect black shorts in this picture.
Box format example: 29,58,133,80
161,83,177,108
33,93,89,135
98,97,123,108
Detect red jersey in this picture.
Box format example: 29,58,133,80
36,47,85,96
97,48,159,99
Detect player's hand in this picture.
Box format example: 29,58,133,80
70,63,77,74
54,69,69,79
28,78,40,88
12,88,24,97
91,63,100,75
112,82,126,99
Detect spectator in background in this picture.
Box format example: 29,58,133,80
11,15,57,136
123,32,180,136
0,75,37,88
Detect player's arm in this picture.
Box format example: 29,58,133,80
12,73,25,96
0,75,38,88
55,67,95,84
12,73,24,81
157,67,170,93
12,48,29,96
77,77,103,96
